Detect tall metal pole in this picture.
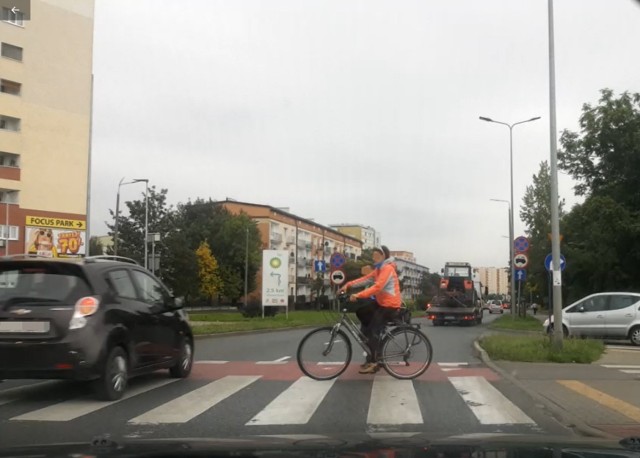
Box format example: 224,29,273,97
114,177,125,256
144,181,149,269
508,125,516,316
548,0,563,349
244,226,249,308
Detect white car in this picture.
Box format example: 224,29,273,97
488,302,504,314
543,292,640,345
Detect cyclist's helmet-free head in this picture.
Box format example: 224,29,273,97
373,245,390,259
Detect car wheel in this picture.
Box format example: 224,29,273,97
500,310,504,314
170,336,193,378
629,326,640,346
547,324,569,338
94,346,128,401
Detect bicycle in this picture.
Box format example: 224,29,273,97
296,293,433,380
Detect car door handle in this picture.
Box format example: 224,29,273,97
625,314,634,317
597,315,604,318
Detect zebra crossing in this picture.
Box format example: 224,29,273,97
0,362,541,433
601,364,640,375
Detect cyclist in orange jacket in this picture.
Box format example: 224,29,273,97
339,245,401,374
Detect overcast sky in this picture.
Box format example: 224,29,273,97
90,0,640,271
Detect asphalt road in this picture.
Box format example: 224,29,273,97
0,310,573,447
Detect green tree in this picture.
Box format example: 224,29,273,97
195,241,223,305
558,89,640,300
562,196,640,302
88,236,104,256
519,161,565,309
559,89,640,207
107,187,176,268
166,200,261,304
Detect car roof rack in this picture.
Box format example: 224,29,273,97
84,255,139,265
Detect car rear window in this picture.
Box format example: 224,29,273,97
0,262,93,305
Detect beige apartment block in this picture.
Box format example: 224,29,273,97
0,0,93,256
219,200,363,303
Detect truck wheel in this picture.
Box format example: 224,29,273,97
476,313,482,325
433,320,442,327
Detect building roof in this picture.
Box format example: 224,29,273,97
218,199,363,245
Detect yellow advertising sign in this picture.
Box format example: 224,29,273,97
26,216,86,230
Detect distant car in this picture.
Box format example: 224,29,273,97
488,302,504,314
543,292,640,345
0,255,193,400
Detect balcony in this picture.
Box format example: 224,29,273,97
286,235,295,245
297,276,311,285
270,232,283,244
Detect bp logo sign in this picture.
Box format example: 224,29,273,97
269,257,282,269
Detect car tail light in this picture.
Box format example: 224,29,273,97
69,296,100,330
428,314,436,320
76,296,100,316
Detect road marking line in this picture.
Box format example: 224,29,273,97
316,362,345,366
438,362,469,367
274,356,291,362
441,368,462,372
11,379,178,422
558,380,640,422
367,376,423,425
621,370,640,374
195,360,229,364
601,365,640,369
129,375,260,424
449,376,535,425
256,361,289,365
247,376,335,425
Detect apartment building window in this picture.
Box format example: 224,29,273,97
0,152,19,167
0,225,19,241
0,190,19,204
0,79,21,95
1,43,23,61
1,7,24,26
0,115,20,131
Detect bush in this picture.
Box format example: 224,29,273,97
480,335,604,363
240,299,278,318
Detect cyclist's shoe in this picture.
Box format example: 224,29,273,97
359,363,379,374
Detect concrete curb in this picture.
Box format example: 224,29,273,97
473,337,616,439
193,324,318,340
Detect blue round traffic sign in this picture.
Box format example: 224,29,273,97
514,236,529,252
330,252,346,269
544,253,566,272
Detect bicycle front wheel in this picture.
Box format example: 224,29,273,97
297,326,352,380
380,327,433,379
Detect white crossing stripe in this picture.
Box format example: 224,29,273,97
256,361,289,365
449,376,535,425
367,376,423,425
247,376,335,425
196,360,229,364
129,375,260,424
438,362,469,367
621,370,640,374
602,365,640,369
11,379,178,422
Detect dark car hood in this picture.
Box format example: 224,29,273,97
0,433,639,458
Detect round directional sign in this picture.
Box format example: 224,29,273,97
513,253,529,269
330,269,346,286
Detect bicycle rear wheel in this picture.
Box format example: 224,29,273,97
297,326,352,380
380,327,433,379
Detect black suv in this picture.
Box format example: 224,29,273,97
0,255,193,400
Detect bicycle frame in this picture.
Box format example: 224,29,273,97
327,309,373,358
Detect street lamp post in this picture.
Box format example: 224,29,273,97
480,116,540,316
113,178,149,263
490,199,513,314
133,179,149,269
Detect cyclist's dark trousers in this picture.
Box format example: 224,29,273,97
368,306,399,362
355,299,377,362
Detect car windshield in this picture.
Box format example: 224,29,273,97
2,0,640,451
0,263,92,305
